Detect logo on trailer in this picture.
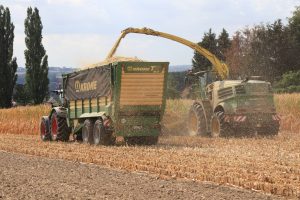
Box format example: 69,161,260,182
75,80,97,92
126,66,162,73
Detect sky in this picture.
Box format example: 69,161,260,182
1,0,300,68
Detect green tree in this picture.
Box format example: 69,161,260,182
24,7,49,104
217,28,231,61
289,6,300,44
275,70,300,93
288,6,300,69
0,5,18,108
192,29,220,73
13,84,31,105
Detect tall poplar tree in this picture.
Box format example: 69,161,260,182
24,7,49,104
0,5,18,108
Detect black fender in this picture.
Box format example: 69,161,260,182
50,107,68,119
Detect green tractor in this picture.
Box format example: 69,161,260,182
40,61,169,145
186,72,280,137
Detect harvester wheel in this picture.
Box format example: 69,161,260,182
50,112,70,141
187,102,207,136
82,119,94,144
93,119,115,145
259,122,280,136
40,116,51,141
144,136,158,145
211,111,230,137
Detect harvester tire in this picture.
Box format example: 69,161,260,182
259,122,280,136
210,111,231,137
144,136,158,145
82,119,94,144
187,102,207,136
50,112,70,141
93,119,115,145
40,116,51,141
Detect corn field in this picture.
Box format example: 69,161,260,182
0,94,299,198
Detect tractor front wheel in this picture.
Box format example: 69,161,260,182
40,116,50,141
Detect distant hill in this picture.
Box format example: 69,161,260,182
169,65,191,72
16,67,74,91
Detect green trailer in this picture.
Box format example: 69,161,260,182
40,61,169,145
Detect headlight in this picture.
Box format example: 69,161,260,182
121,118,126,124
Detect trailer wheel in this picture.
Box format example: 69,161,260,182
187,102,207,136
82,119,94,144
211,111,230,137
93,119,115,145
40,116,50,141
50,112,70,141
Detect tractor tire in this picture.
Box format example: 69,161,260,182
40,116,51,141
82,119,94,144
50,112,70,141
210,111,231,138
93,119,115,145
187,102,207,136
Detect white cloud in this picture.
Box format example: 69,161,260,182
47,0,85,6
5,0,300,66
43,34,114,67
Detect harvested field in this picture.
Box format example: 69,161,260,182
0,93,299,198
0,133,299,198
0,151,279,200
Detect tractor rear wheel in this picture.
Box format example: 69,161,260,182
40,116,51,141
211,111,231,137
82,119,94,144
50,112,70,141
93,119,115,145
187,102,207,136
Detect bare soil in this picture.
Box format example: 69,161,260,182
0,151,279,200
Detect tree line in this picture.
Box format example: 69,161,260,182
192,7,300,86
0,5,48,108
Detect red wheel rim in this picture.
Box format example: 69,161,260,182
41,121,46,137
51,117,58,137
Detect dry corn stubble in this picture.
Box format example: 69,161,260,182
0,93,299,198
0,133,299,198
